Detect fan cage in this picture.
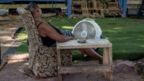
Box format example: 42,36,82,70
72,18,102,40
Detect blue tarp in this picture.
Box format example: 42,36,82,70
0,0,13,3
18,0,64,1
118,0,127,17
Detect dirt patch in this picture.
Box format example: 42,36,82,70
0,59,143,81
0,62,57,81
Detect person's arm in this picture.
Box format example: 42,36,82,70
38,23,73,42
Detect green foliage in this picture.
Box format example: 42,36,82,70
16,41,28,54
16,30,28,54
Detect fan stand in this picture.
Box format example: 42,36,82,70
77,39,86,43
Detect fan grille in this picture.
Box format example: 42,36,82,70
73,21,96,39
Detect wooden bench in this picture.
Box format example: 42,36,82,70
57,39,113,81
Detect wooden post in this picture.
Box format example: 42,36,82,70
57,49,62,81
92,0,99,17
81,0,89,16
119,0,127,17
103,47,113,81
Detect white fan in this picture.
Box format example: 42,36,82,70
72,18,102,43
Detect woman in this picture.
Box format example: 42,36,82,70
25,3,102,61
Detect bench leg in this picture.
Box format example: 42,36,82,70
57,49,62,81
58,73,63,81
57,49,72,81
104,70,113,81
103,47,113,81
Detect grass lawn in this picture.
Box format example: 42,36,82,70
16,17,144,60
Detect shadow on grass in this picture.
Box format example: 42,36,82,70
114,53,144,60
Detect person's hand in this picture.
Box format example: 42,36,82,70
64,36,74,41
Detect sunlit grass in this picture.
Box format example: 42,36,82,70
16,31,28,54
17,32,28,41
62,26,73,30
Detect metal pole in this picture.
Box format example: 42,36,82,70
67,0,72,17
119,0,127,17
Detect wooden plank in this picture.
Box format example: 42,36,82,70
72,8,82,12
107,8,120,10
88,8,103,11
0,4,66,9
128,9,139,15
57,39,112,49
128,5,141,9
127,0,142,5
42,13,57,17
81,0,89,16
59,65,111,74
73,1,82,4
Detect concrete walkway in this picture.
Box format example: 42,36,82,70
0,15,21,57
